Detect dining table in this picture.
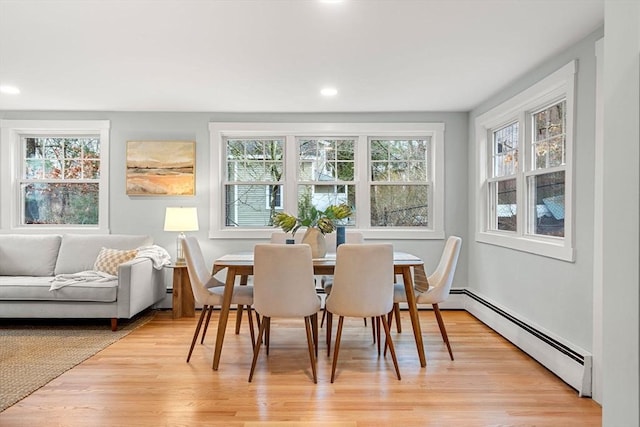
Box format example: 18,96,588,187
211,250,429,370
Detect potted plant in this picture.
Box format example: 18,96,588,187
272,203,352,257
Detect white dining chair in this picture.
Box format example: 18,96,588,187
325,243,401,383
389,236,462,360
182,236,256,363
249,244,322,383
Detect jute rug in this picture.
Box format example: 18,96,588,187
0,310,156,412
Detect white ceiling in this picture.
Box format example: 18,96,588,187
0,0,604,113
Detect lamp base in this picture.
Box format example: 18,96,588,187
176,232,187,265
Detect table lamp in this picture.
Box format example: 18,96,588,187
164,207,199,265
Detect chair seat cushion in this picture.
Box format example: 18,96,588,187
209,285,254,306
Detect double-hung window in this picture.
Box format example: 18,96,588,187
0,120,110,232
210,122,444,239
476,61,575,261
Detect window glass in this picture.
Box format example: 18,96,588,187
492,122,519,177
533,101,566,169
529,171,565,237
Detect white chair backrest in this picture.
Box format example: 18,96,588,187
253,244,319,318
426,236,462,303
182,236,220,304
327,243,394,318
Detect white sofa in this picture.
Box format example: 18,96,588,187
0,234,166,330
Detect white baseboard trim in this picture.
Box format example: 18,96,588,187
450,288,592,397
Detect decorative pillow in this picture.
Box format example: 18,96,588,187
93,247,138,276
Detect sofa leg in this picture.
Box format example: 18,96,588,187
111,318,118,331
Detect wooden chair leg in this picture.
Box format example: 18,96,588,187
304,316,318,383
433,303,454,360
320,307,327,327
381,314,401,380
394,303,402,333
248,316,268,382
235,304,243,335
326,311,333,357
330,316,345,383
200,306,214,344
247,306,256,348
187,305,208,362
265,317,271,356
371,316,376,344
311,312,319,357
376,316,381,356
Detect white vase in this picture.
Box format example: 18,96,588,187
301,227,327,258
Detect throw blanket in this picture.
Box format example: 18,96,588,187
135,245,171,270
49,270,117,291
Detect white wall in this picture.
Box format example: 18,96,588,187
602,1,640,425
0,111,469,287
468,28,603,353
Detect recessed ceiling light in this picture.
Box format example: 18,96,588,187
319,0,343,3
320,87,338,97
0,85,20,95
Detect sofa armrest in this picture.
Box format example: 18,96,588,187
116,257,166,319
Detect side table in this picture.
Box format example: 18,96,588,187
166,264,195,319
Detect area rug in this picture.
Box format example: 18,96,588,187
0,310,156,412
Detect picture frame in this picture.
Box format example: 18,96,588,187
126,140,195,196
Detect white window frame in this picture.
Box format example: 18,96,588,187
475,61,576,261
0,120,110,233
209,122,445,240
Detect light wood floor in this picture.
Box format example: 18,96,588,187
0,309,601,426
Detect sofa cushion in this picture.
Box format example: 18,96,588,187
0,234,62,276
0,276,118,302
94,247,138,276
55,234,152,275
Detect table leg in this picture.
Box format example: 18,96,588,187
402,266,426,367
235,275,248,334
212,266,237,370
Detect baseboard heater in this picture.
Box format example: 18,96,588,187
450,288,592,397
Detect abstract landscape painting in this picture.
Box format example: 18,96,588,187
126,141,195,196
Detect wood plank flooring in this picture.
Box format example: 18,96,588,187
0,310,601,426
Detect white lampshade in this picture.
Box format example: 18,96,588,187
164,207,199,232
164,207,199,265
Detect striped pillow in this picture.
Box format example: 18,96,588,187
93,247,138,276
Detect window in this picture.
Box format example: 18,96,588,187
475,61,575,261
210,122,444,239
0,120,110,232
